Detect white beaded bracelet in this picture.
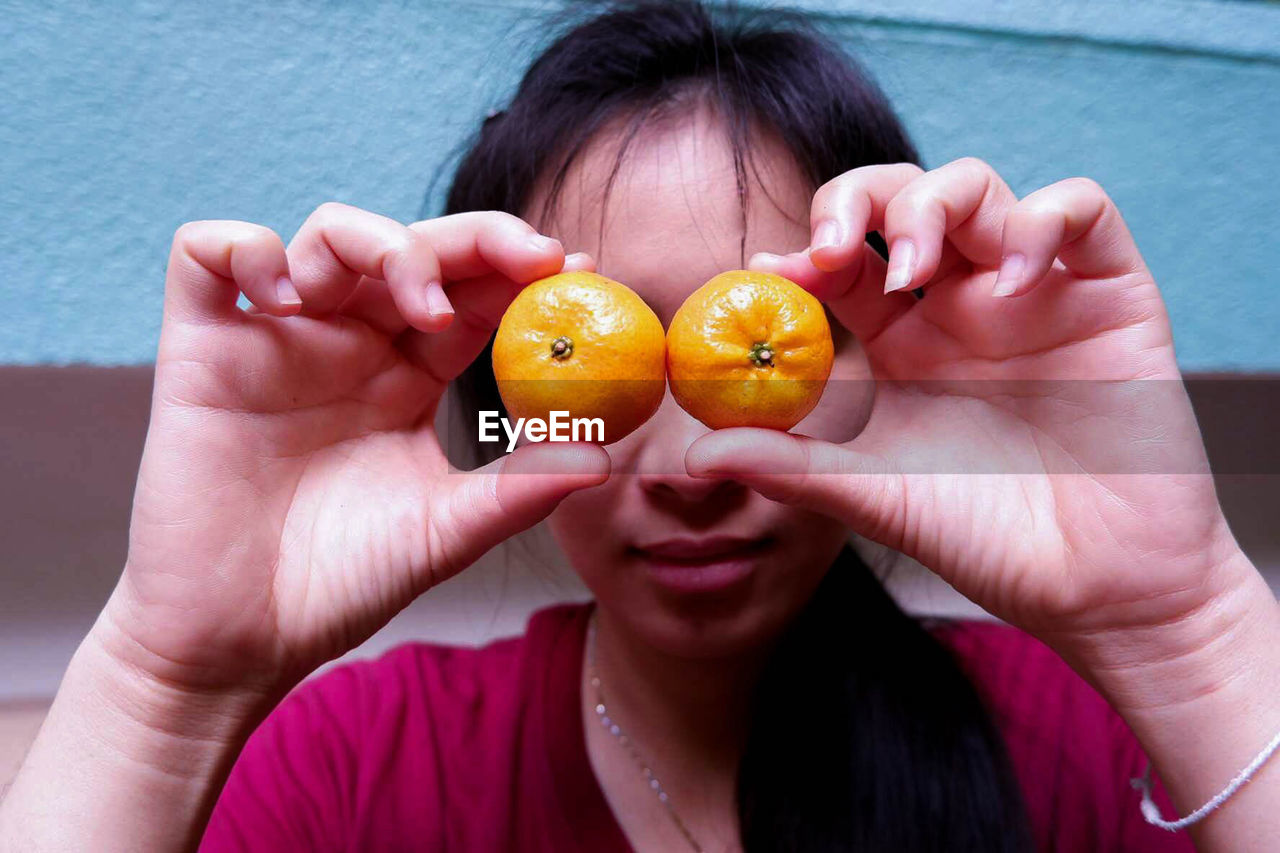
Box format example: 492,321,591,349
1131,728,1280,832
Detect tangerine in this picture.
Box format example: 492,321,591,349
492,271,666,445
666,270,833,431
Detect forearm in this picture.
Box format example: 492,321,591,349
0,616,271,852
1055,549,1280,852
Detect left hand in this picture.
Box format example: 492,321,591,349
686,158,1250,652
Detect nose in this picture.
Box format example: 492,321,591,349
633,392,742,505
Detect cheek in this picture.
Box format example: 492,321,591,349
769,508,849,577
548,484,622,569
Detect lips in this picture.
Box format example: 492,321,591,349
630,535,770,594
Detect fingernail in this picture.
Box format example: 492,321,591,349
564,251,591,267
528,234,561,254
276,276,301,306
884,239,916,293
425,281,453,316
992,253,1025,298
812,219,842,252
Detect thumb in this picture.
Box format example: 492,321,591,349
685,428,902,541
432,441,611,580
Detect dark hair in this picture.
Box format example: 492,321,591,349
443,2,1032,849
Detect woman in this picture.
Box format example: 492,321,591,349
2,2,1277,850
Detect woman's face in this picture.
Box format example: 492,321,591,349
530,108,874,659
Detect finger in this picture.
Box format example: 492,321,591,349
749,248,912,345
807,163,923,275
166,221,297,322
397,271,522,385
992,177,1146,298
756,164,923,344
399,251,596,387
337,251,596,341
401,211,564,338
408,211,565,287
430,442,611,581
685,428,901,539
882,157,1017,293
287,202,452,333
328,214,574,338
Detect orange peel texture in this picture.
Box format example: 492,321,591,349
666,270,833,431
492,271,667,445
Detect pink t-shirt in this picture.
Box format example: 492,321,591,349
201,603,1193,851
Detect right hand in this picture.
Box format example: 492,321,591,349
100,203,609,703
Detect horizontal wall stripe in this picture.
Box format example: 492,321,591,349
0,363,1276,701
453,0,1280,62
774,0,1280,65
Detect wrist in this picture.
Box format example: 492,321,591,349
77,611,281,774
1047,544,1274,716
1045,546,1280,841
0,617,279,850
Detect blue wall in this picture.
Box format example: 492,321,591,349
2,0,1278,370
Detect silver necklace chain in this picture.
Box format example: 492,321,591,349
587,615,704,853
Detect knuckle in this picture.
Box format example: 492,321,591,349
1019,176,1110,220
869,161,922,181
384,235,420,267
172,220,206,246
227,224,280,257
386,230,434,274
814,164,922,220
942,156,999,192
816,164,881,198
483,209,535,235
814,174,845,204
948,155,993,176
428,209,534,239
234,221,277,243
885,187,932,222
893,164,926,191
173,219,275,250
1063,175,1104,193
1003,195,1064,229
316,200,351,216
1060,175,1109,202
309,200,355,226
1004,198,1037,221
1010,196,1062,225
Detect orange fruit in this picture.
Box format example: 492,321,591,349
666,270,833,431
492,271,666,445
